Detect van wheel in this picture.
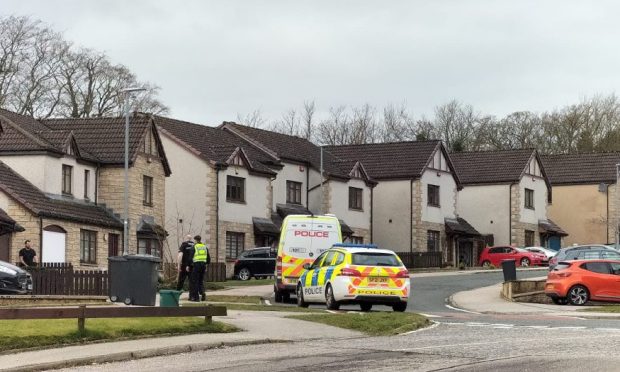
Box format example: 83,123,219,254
325,284,340,310
360,303,372,312
282,291,291,303
274,287,283,303
297,285,309,308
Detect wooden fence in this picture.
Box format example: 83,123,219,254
397,251,443,269
24,263,109,296
162,262,227,282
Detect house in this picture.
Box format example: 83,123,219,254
542,152,620,246
326,141,480,267
158,119,375,276
220,123,375,244
0,109,170,267
451,149,567,250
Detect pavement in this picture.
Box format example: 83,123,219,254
0,309,361,372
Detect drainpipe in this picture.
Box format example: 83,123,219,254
215,166,220,263
508,182,516,245
370,186,374,243
410,179,414,258
39,217,43,261
94,166,99,205
607,183,610,244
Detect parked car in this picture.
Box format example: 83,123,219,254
0,260,32,294
296,243,410,312
545,259,620,305
479,246,546,267
233,247,276,281
524,246,557,261
548,245,620,271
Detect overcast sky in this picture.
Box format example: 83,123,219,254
3,0,620,125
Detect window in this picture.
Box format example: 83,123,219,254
108,233,119,257
80,229,97,264
321,251,336,267
143,176,153,206
62,164,73,195
226,232,245,259
427,185,440,207
143,130,158,156
84,170,90,199
352,253,400,266
311,251,329,269
348,187,363,210
286,181,302,204
582,262,610,274
138,238,161,257
525,188,534,209
427,230,440,252
226,176,245,202
333,252,345,266
488,247,504,254
525,230,535,246
349,236,364,244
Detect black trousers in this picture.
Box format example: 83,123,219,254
177,268,190,291
190,262,206,300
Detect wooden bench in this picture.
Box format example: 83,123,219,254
0,305,227,332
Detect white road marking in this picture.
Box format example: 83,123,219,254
419,313,442,318
400,320,440,335
444,304,481,314
594,328,620,332
553,326,587,330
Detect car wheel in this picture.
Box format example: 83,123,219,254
482,260,491,268
238,267,251,281
552,297,569,305
520,258,530,267
360,303,372,312
296,284,309,308
568,285,589,306
392,302,407,312
325,284,340,310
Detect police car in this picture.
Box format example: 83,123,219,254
296,243,410,312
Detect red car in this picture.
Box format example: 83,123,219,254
478,246,546,267
545,259,620,305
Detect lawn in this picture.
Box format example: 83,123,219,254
224,278,275,287
184,301,323,313
580,305,620,313
0,317,237,352
288,312,431,336
205,295,263,304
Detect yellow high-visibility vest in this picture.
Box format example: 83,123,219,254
193,243,209,263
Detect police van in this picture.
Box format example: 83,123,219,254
274,214,342,302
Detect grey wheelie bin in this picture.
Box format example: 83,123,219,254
108,254,161,306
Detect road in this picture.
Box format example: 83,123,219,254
56,269,620,371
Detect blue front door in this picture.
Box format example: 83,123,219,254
549,236,561,251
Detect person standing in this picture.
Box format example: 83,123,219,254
189,235,210,302
176,235,195,291
19,240,37,268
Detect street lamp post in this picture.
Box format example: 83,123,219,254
616,164,620,251
121,87,146,256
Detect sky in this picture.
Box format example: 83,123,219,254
3,0,620,125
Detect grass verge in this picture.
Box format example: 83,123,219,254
205,295,263,304
288,312,430,336
224,278,275,287
0,317,237,353
580,305,620,313
183,301,323,313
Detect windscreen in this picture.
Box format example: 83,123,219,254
352,253,400,266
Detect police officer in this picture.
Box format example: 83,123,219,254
189,235,210,302
176,235,195,291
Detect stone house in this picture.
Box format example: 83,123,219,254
451,149,567,250
542,152,620,246
0,109,171,268
326,141,480,267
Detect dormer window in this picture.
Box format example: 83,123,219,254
62,164,72,195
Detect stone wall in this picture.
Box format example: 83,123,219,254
511,221,540,247
6,197,121,269
347,227,371,244
411,180,448,259
609,183,618,244
98,153,166,255
510,184,520,245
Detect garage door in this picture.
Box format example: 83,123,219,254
42,230,66,263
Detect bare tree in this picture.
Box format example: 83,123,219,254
236,109,266,128
381,103,415,142
316,106,350,145
301,100,315,140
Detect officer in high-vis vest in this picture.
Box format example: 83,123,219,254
189,235,210,302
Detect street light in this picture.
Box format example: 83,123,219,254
121,87,146,256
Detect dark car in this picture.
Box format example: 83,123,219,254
233,247,276,281
548,245,620,271
0,260,32,294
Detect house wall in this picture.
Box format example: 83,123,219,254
3,193,120,269
272,162,307,208
328,178,371,230
420,169,457,224
160,134,210,259
98,154,166,256
548,184,609,246
519,176,548,225
218,166,271,224
0,155,97,200
372,180,411,252
457,184,511,245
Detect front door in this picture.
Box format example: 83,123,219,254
457,241,473,267
0,234,10,262
108,234,120,257
549,236,561,251
42,230,66,263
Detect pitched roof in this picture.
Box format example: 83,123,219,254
539,219,568,237
221,122,349,179
325,140,447,180
450,149,538,185
0,109,62,154
445,217,480,236
155,116,276,176
0,161,123,228
42,114,171,175
541,152,620,185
